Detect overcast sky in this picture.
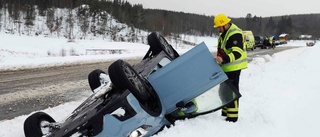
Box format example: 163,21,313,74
126,0,320,17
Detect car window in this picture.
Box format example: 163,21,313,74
149,57,171,75
169,79,241,119
245,36,250,41
158,58,171,67
193,80,240,114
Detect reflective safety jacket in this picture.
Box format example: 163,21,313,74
217,24,248,72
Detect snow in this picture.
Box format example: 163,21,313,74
0,32,319,137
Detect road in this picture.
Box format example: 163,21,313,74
0,46,299,120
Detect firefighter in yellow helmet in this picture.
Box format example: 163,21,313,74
214,14,248,122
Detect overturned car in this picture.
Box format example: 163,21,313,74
23,32,241,137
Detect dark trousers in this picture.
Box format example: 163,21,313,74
222,70,241,120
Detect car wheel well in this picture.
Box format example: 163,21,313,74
24,112,55,137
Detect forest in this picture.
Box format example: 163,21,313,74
0,0,319,40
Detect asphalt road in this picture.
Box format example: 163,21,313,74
0,46,299,120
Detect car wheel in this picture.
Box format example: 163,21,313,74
24,112,56,137
108,59,151,102
88,69,107,92
148,32,179,59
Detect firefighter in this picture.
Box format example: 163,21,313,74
213,14,248,122
271,36,276,49
263,36,270,49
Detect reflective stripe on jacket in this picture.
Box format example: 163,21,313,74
218,24,248,72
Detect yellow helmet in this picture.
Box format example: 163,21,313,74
214,14,231,28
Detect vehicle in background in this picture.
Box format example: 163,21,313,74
243,30,255,51
262,36,273,49
254,35,264,49
279,33,288,44
254,36,275,49
306,40,316,46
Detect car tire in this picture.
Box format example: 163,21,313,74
24,112,56,137
147,32,179,60
108,59,151,102
88,69,106,92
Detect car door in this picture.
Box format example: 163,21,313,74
147,42,232,113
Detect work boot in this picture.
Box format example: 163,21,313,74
225,117,238,122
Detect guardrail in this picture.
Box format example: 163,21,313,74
86,49,126,55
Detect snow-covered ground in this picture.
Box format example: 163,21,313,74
0,32,319,137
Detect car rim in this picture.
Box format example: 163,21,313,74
40,121,50,135
159,35,175,58
122,63,146,95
